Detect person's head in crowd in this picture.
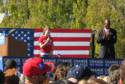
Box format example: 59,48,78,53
4,59,18,77
108,64,120,84
0,70,4,84
4,59,19,84
66,65,85,84
87,78,108,84
83,67,96,79
67,65,95,84
54,62,71,80
78,79,88,84
4,59,17,70
55,61,71,70
52,79,78,84
52,80,66,84
108,64,120,73
97,76,110,83
23,57,55,84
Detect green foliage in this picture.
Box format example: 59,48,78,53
0,0,125,58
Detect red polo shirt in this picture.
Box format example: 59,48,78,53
39,35,53,53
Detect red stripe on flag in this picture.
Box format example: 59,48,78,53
34,37,91,42
34,46,90,50
34,54,41,57
54,46,90,50
34,46,40,50
34,29,92,33
53,37,91,41
34,29,43,32
34,37,39,41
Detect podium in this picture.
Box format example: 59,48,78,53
0,35,27,57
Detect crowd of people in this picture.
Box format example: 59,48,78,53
0,57,124,84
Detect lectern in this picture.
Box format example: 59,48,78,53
0,35,27,57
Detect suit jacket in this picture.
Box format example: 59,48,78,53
97,28,117,59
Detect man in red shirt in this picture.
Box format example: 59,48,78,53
38,26,53,57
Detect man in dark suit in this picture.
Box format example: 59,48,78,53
97,19,117,59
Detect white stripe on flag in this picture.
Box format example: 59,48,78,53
54,42,90,46
34,50,89,55
34,41,90,46
34,32,91,37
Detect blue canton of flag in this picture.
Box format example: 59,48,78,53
11,28,34,57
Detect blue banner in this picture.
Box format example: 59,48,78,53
0,57,123,76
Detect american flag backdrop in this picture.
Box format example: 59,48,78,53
34,29,92,58
0,28,92,58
